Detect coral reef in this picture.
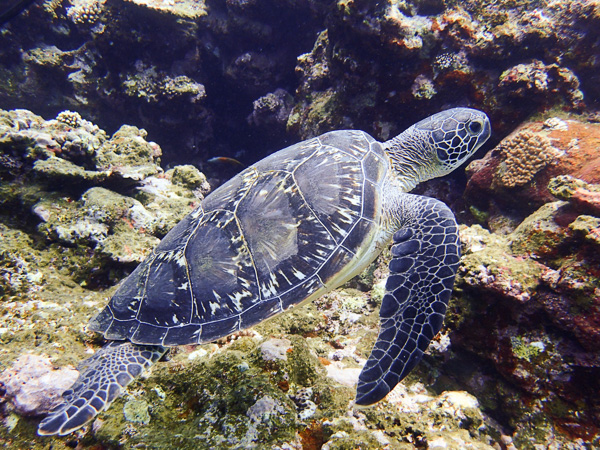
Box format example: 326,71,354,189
0,107,208,278
465,114,600,228
1,0,600,166
448,200,600,446
0,108,510,449
0,102,598,448
1,0,600,447
451,116,600,447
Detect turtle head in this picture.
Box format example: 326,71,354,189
385,107,491,185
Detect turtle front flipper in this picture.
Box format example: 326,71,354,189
355,195,460,405
38,342,166,436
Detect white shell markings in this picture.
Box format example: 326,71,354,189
292,268,307,280
238,174,300,276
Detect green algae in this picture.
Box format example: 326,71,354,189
91,344,302,449
510,201,571,258
288,89,343,138
510,336,546,362
469,205,490,224
457,225,544,298
570,215,600,245
548,174,591,200
33,156,108,182
94,125,161,180
168,164,207,190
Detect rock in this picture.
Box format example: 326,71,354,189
94,125,162,181
246,395,285,424
33,185,165,264
509,201,572,258
124,0,207,19
260,338,292,362
0,354,79,416
167,164,210,192
324,363,361,387
498,60,584,109
247,89,294,129
33,156,108,182
465,116,600,224
549,175,600,216
123,398,151,425
447,183,600,446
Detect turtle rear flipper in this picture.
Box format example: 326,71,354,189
38,342,165,436
355,196,460,405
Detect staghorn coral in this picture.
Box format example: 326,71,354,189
496,129,558,188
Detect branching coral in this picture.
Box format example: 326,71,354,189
66,0,106,25
496,129,558,188
122,63,205,103
56,110,82,128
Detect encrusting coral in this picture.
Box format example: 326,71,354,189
496,129,559,188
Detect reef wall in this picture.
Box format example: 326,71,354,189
0,0,598,167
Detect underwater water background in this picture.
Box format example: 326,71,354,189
0,0,599,448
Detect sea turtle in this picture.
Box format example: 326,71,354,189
38,107,491,436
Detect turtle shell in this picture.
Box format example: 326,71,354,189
89,130,390,346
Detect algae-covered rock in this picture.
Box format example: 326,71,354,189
446,199,600,448
569,215,600,245
457,225,544,302
0,108,210,271
33,156,108,182
94,125,162,181
122,398,151,425
168,164,208,190
510,201,572,258
35,186,160,264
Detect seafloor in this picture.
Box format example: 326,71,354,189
0,0,599,449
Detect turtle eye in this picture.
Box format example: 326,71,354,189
468,119,483,135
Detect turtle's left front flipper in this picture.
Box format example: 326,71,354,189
356,194,460,405
38,341,165,436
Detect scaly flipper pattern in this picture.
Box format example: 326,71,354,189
38,341,166,436
356,195,460,405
